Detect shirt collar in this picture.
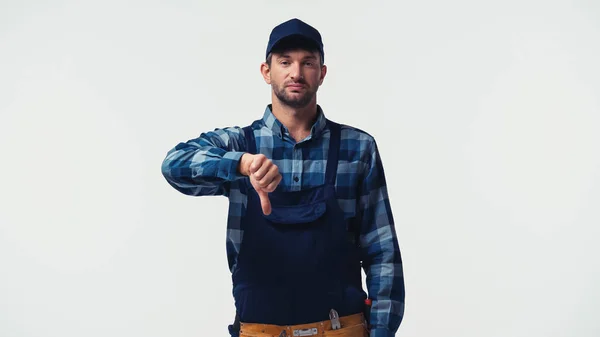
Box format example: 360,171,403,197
262,104,328,140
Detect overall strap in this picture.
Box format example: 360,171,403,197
324,120,341,185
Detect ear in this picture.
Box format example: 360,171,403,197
318,64,327,86
260,62,271,84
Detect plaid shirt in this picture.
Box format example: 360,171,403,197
161,105,405,337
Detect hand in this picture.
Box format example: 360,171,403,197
239,153,282,215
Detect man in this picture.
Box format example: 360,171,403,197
161,18,405,337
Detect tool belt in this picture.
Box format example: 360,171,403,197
239,312,368,337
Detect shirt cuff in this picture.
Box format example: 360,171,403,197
369,327,395,337
217,151,246,181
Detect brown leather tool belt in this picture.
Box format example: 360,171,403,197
239,313,368,337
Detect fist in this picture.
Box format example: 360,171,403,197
239,153,282,215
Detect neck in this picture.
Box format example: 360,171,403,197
270,97,318,142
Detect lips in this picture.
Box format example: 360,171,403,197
287,84,305,89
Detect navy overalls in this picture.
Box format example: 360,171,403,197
228,120,367,336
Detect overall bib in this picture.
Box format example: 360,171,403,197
230,120,366,334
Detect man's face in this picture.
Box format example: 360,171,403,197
263,49,327,109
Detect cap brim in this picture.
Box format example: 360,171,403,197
267,34,321,55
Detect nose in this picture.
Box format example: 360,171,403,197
289,62,303,81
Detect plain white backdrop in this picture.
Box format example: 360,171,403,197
1,1,599,336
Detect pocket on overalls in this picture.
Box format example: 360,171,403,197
323,323,369,337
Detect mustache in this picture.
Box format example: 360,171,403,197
284,79,307,86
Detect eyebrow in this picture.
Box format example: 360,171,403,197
277,54,318,61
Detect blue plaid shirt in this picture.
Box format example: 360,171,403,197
161,105,405,337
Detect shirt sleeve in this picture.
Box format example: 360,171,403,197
358,139,405,336
161,126,247,197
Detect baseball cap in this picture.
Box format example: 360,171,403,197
266,18,324,63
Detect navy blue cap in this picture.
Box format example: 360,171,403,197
266,18,324,62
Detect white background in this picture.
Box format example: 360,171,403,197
1,1,599,336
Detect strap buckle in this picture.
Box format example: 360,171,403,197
329,309,341,330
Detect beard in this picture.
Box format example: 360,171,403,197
272,81,317,109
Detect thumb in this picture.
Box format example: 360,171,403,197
257,188,272,215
